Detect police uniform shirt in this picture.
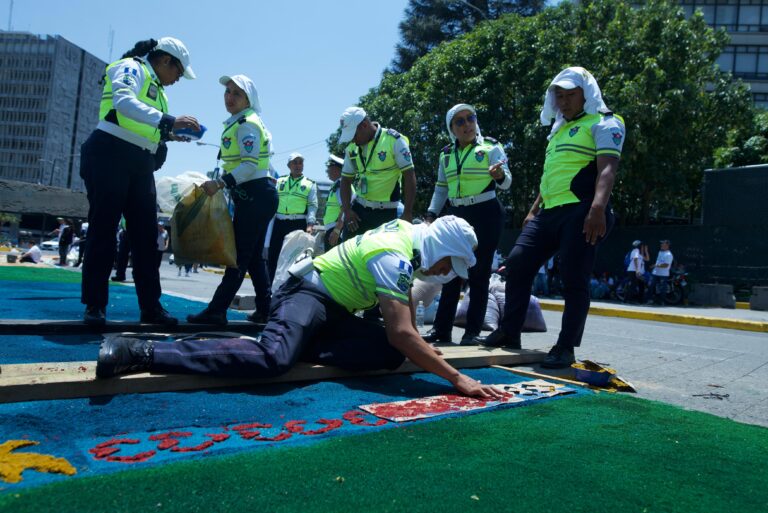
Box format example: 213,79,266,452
652,250,674,277
341,125,415,177
277,175,319,225
365,252,414,304
106,57,169,130
221,110,273,186
428,139,511,214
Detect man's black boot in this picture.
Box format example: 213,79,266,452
540,344,576,369
140,307,178,326
422,328,452,344
247,310,268,324
476,328,521,349
459,331,481,346
96,337,154,378
84,306,106,326
187,309,227,326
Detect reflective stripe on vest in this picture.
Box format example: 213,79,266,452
277,175,313,215
441,140,498,199
99,58,167,144
344,129,410,202
314,219,414,311
540,113,624,209
220,108,271,173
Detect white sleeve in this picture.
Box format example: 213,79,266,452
341,151,356,178
366,251,413,304
428,153,449,214
108,60,164,127
592,116,625,158
489,143,512,190
306,182,318,225
393,136,415,170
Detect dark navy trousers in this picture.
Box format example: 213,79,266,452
80,130,161,312
152,276,406,376
432,198,504,336
208,178,278,315
501,201,614,348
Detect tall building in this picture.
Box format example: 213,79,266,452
0,31,106,191
680,1,768,107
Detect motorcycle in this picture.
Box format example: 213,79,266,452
662,269,688,306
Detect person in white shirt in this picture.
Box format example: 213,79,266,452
79,37,199,327
20,241,42,264
647,239,674,304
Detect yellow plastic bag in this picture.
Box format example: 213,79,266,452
171,185,237,267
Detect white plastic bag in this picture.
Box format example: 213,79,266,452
155,171,208,215
411,278,442,308
271,230,316,293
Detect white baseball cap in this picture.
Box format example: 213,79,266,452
287,152,304,163
155,37,195,79
338,106,367,144
328,154,344,166
219,74,261,113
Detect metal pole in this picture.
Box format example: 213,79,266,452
7,0,13,31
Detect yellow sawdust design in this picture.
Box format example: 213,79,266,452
0,440,76,484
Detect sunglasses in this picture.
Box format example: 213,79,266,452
453,114,477,127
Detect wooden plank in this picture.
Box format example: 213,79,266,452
0,320,263,335
0,348,546,403
492,365,588,387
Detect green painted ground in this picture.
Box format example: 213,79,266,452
2,394,766,513
0,266,81,283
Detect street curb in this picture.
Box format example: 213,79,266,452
539,300,768,333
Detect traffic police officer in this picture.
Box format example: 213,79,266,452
267,153,318,283
80,37,199,326
187,74,278,326
424,103,511,345
96,216,504,400
479,67,625,368
336,106,417,235
322,154,351,249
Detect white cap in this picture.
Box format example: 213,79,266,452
287,152,304,163
547,67,588,91
219,74,262,114
328,154,344,167
155,37,195,79
338,106,367,144
419,215,477,280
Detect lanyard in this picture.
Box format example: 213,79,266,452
288,176,303,190
453,142,476,176
358,129,383,174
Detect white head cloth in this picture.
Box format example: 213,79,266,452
413,215,477,281
445,103,483,143
219,74,262,114
540,67,609,139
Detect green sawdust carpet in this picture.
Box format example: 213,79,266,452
2,393,766,513
0,266,81,283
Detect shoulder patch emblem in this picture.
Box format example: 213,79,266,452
222,136,232,150
242,135,255,153
611,128,623,146
396,272,411,293
569,126,580,137
401,148,412,162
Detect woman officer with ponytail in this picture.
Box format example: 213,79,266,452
80,37,199,326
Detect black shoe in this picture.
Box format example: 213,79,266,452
477,329,521,349
459,331,481,345
540,345,576,369
246,310,268,324
187,309,227,326
140,307,178,326
96,337,154,378
111,276,125,282
84,306,106,326
422,328,452,344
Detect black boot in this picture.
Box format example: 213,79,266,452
187,309,227,326
540,345,576,369
459,331,481,346
84,306,106,326
476,328,521,349
96,337,154,378
422,328,452,344
246,310,268,324
140,307,178,326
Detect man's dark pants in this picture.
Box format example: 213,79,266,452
500,201,614,348
152,276,405,376
80,130,162,312
209,178,278,315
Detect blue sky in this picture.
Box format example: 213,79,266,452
3,0,410,181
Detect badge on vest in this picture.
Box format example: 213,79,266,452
378,151,387,162
147,84,158,101
279,183,285,191
475,150,485,162
300,185,306,191
569,126,580,137
222,137,232,149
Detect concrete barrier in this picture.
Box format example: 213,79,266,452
689,284,735,308
751,287,768,311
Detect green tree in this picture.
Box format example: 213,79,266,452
391,0,545,73
714,110,768,168
332,0,754,225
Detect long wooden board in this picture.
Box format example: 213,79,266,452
0,347,545,403
0,320,263,335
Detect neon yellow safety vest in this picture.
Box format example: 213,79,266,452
220,108,271,173
540,113,624,209
277,175,314,215
438,138,501,198
99,58,168,144
344,128,412,202
315,219,414,311
323,180,354,226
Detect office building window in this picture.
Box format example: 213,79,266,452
681,1,768,32
717,45,768,79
